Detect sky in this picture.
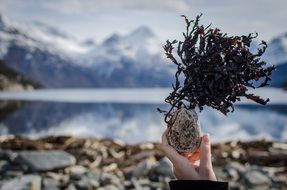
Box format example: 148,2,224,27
0,0,287,43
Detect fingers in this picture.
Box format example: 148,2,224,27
199,134,213,171
185,149,200,163
161,128,182,163
161,129,202,180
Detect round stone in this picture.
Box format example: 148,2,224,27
167,108,202,153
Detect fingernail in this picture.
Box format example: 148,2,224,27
203,134,210,143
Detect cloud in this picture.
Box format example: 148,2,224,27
42,0,191,15
1,0,287,42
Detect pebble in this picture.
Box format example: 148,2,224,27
0,174,41,190
0,160,10,173
153,157,173,177
0,136,286,190
66,165,87,174
17,150,76,172
224,167,239,181
244,170,271,187
227,162,246,174
132,157,156,178
43,178,60,190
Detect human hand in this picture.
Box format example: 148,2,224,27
161,129,217,181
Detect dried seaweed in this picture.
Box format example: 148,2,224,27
158,14,276,124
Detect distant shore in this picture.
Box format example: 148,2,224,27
0,135,286,189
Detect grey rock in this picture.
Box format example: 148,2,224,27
86,170,101,181
65,184,77,190
227,162,246,174
213,167,228,181
97,185,118,190
224,167,240,181
132,157,156,178
0,150,18,162
0,160,10,173
244,170,271,187
74,176,91,190
43,178,60,190
131,178,144,190
5,170,24,177
17,150,76,171
153,158,173,177
73,175,101,190
0,174,41,190
100,172,122,187
65,165,87,175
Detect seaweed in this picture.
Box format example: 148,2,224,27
158,14,276,123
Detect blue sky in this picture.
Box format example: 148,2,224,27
0,0,286,43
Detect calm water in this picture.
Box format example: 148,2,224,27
0,88,286,144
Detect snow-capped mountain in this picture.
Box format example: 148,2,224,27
0,14,103,88
262,33,287,87
86,26,163,63
0,14,174,88
0,15,90,58
80,26,174,83
0,12,286,88
264,33,287,66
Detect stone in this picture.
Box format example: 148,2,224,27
227,162,246,174
213,167,228,181
167,108,202,153
65,184,77,190
45,172,64,181
132,157,156,178
153,158,173,177
5,170,24,177
65,165,87,175
224,167,239,181
100,172,122,187
74,176,91,190
17,150,76,171
244,170,271,187
272,142,287,150
0,160,10,173
98,185,118,190
42,178,60,190
0,150,18,162
0,174,41,190
86,170,101,181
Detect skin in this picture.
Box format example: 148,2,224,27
161,129,217,181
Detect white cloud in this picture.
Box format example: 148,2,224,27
42,0,191,14
0,0,287,43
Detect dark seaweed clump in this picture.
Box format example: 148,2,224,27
158,14,276,123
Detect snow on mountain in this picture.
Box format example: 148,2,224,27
264,33,287,65
0,14,174,87
1,12,286,88
80,26,174,79
0,14,90,59
86,26,163,61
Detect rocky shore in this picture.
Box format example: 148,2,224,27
0,135,286,190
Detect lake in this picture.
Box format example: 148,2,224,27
0,88,286,144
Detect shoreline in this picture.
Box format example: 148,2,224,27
0,135,286,189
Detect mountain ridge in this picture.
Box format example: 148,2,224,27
0,13,286,88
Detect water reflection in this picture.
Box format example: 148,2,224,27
0,101,286,143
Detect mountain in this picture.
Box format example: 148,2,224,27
0,14,174,88
264,33,287,65
0,13,286,89
0,14,106,88
79,26,174,87
0,60,41,90
263,33,287,87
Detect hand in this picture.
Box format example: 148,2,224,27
161,129,217,181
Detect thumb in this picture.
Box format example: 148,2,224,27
199,134,213,171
